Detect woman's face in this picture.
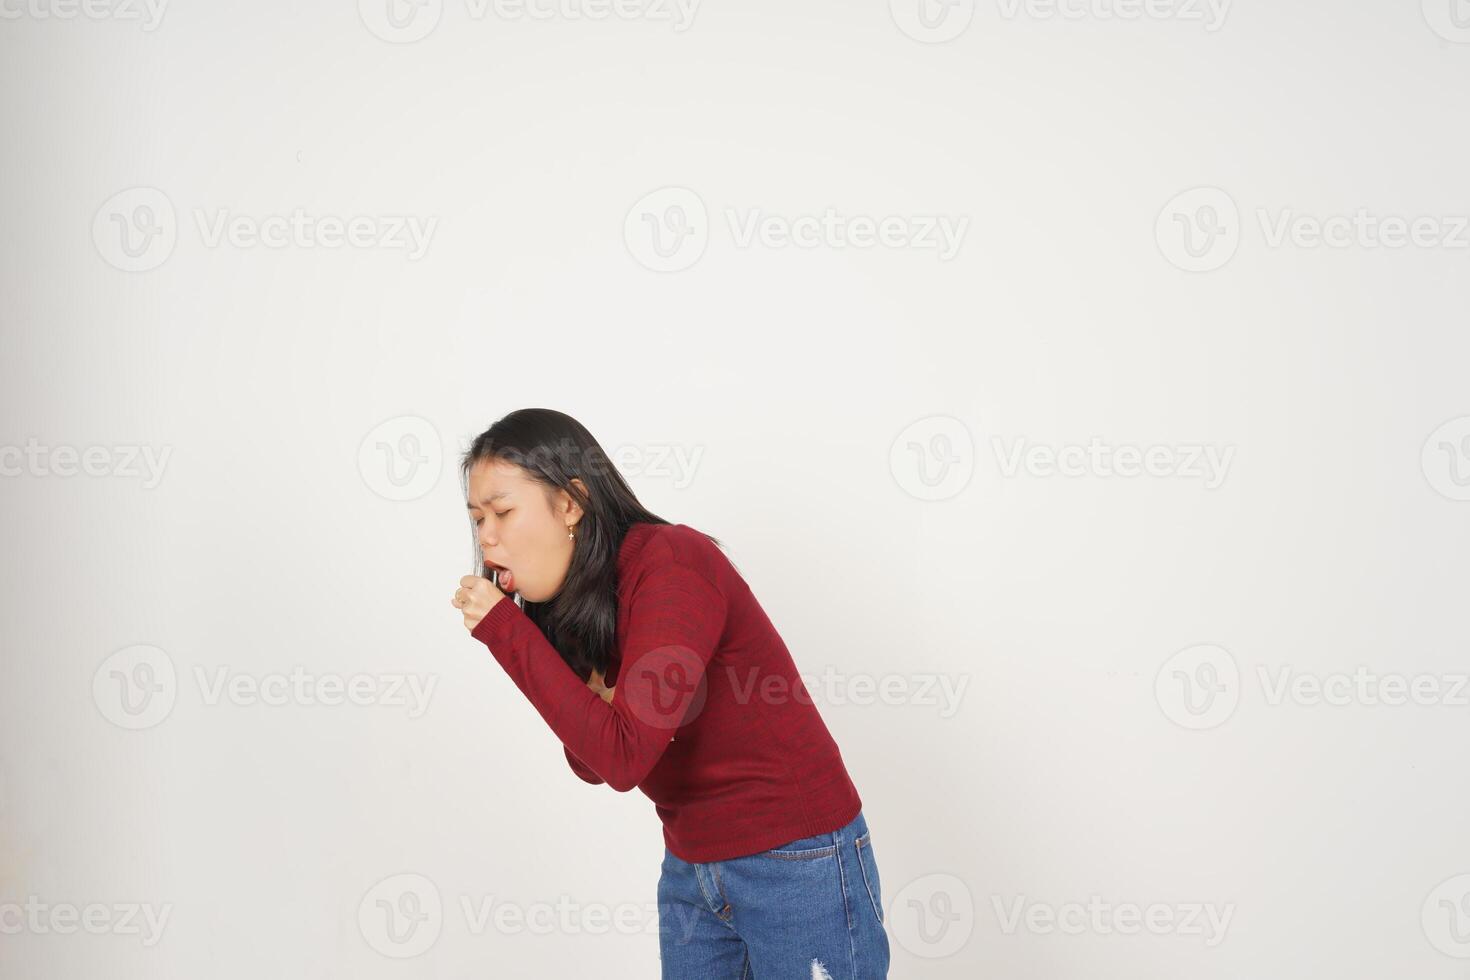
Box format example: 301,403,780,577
466,457,583,602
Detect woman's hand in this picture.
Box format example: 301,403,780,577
588,669,616,705
452,574,505,631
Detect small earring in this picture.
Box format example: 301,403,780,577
567,525,576,540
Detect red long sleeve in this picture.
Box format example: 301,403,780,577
564,744,603,785
471,556,727,792
470,522,864,863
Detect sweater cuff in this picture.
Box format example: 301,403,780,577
470,595,521,647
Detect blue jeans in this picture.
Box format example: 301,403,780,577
657,809,891,979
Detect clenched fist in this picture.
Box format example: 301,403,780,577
588,669,616,705
452,574,506,631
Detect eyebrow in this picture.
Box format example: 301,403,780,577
466,491,512,509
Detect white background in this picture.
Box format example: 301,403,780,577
3,0,1470,976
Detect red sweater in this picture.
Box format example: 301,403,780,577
471,521,863,863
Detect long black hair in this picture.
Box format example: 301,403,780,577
459,408,723,679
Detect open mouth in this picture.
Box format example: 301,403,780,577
485,561,516,593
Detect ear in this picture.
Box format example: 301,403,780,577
561,478,588,524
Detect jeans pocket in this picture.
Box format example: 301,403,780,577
754,830,837,861
853,829,884,924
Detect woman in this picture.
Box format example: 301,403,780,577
450,408,890,979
